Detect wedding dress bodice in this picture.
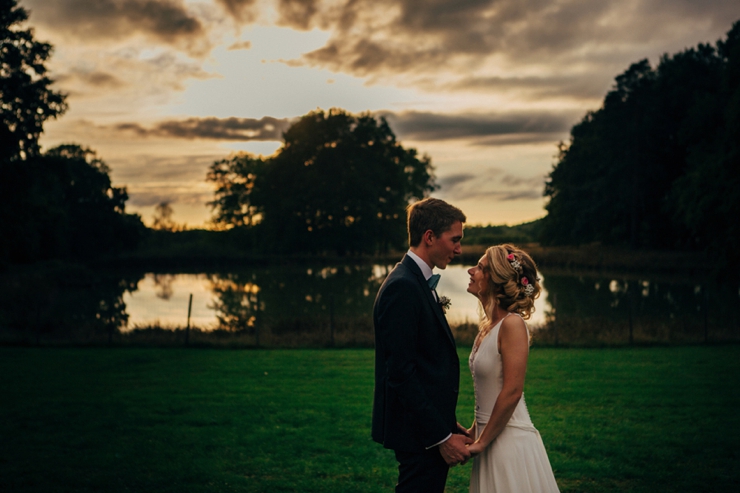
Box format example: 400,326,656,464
469,313,533,427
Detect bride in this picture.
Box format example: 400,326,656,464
465,244,559,492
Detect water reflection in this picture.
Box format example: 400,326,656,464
2,262,738,347
122,265,739,346
536,272,740,345
0,264,143,344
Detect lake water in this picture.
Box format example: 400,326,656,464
2,261,738,346
122,265,551,330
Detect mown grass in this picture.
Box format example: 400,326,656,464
1,346,738,492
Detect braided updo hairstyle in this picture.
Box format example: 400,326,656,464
476,244,541,344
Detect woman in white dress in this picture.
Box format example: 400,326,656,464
465,244,559,492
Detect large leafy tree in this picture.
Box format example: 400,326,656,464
207,109,437,254
0,0,66,161
668,21,740,273
0,3,142,264
543,21,737,260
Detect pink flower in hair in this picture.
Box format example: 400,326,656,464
521,277,529,285
507,253,515,261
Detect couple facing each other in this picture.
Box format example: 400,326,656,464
372,198,559,493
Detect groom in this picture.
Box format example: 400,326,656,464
372,198,471,493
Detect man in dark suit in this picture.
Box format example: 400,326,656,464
372,197,471,493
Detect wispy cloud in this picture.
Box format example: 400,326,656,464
113,116,294,141
25,0,211,55
216,0,260,23
379,110,581,145
436,167,545,202
278,0,740,91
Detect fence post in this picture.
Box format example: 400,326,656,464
255,289,260,348
330,293,335,347
552,293,558,347
703,285,709,344
186,293,192,346
628,284,634,346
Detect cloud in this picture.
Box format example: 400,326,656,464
276,0,321,30
55,69,126,89
441,75,613,102
379,110,580,145
278,0,740,92
114,116,294,141
227,40,253,50
215,0,260,23
110,153,222,208
25,0,210,55
437,173,477,189
500,174,545,188
436,167,545,202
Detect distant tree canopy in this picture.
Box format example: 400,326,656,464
208,109,437,254
0,1,143,264
543,20,740,271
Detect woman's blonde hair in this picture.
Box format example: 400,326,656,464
476,244,541,344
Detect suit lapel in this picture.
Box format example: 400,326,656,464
401,256,457,348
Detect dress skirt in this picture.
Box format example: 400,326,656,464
469,420,560,493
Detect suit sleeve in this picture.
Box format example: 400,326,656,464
376,278,451,447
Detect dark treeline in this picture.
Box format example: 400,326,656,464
0,0,145,266
543,21,740,274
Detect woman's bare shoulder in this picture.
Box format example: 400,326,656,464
499,313,529,347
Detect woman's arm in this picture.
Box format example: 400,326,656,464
468,315,529,455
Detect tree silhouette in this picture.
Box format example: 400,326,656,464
0,0,66,161
207,109,437,254
543,20,740,271
152,201,183,232
0,144,145,262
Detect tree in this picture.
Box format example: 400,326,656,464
0,144,145,262
207,108,437,254
542,25,731,252
207,154,265,228
668,20,740,275
0,0,67,161
152,201,183,232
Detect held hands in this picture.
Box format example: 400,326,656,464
466,440,487,457
438,433,474,466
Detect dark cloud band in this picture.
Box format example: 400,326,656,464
379,110,579,144
115,117,294,141
25,0,208,54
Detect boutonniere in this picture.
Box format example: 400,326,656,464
438,296,451,313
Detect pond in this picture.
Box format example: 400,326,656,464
122,265,550,330
1,261,738,347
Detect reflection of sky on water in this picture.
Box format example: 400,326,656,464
123,274,218,331
123,266,550,330
439,266,549,327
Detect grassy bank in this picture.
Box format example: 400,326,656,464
2,346,738,492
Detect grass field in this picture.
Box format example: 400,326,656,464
1,346,738,492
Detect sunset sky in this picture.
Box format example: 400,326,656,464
24,0,740,228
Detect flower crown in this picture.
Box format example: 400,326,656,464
506,252,536,297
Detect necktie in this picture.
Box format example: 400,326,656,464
427,274,441,290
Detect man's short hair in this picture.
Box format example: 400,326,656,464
407,198,466,247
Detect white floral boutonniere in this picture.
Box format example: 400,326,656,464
438,296,451,313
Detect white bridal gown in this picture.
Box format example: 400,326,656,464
469,314,559,493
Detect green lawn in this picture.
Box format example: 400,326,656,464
1,346,738,492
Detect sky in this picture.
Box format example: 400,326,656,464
24,0,740,228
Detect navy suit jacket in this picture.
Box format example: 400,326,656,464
371,255,461,452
